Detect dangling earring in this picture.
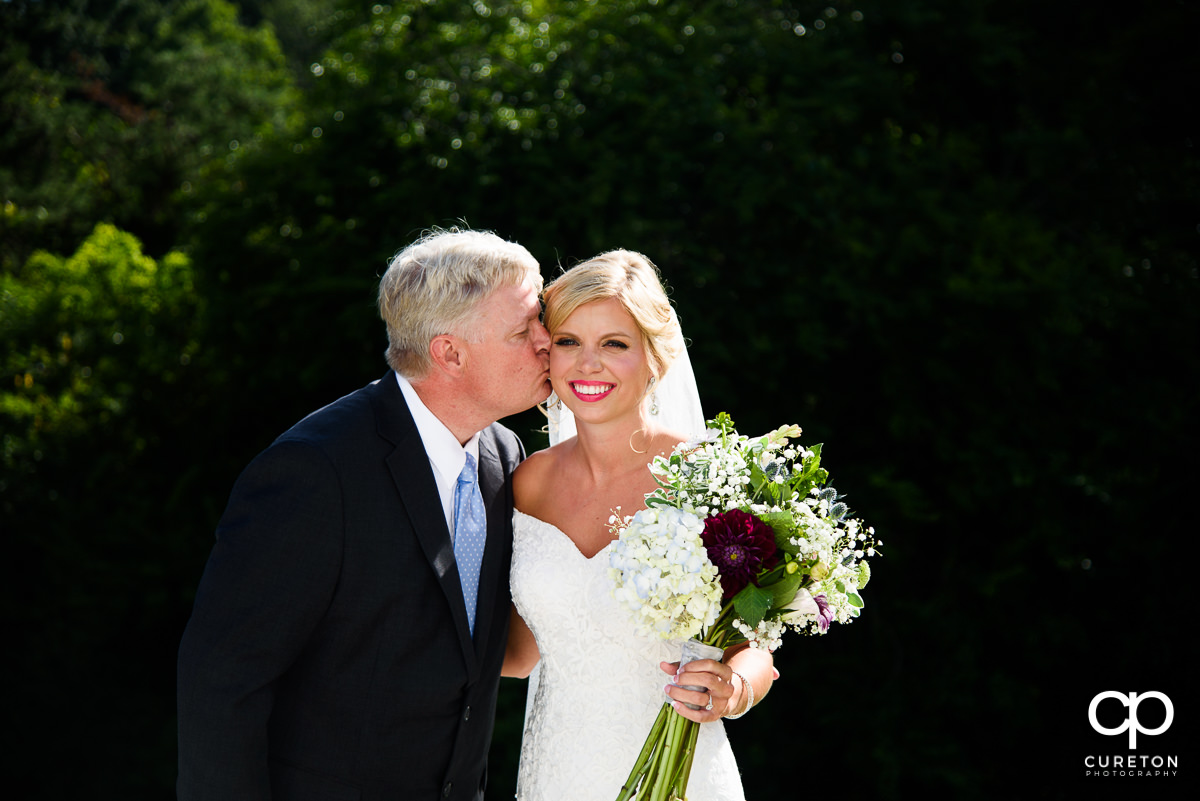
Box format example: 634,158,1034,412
648,376,659,416
546,392,562,410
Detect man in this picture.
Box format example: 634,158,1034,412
177,228,551,800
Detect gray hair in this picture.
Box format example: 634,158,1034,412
378,227,542,377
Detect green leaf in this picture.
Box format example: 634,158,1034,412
749,460,769,494
761,510,795,535
776,538,802,556
732,584,772,629
847,592,864,608
763,511,799,553
763,569,803,608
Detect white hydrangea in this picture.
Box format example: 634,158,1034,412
609,506,723,641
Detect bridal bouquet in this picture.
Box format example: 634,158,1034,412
608,413,880,801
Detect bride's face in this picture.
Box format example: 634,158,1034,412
549,297,655,426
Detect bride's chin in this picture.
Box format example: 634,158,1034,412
568,403,649,428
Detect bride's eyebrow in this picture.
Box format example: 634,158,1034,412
552,330,634,341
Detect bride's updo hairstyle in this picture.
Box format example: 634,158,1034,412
542,249,684,380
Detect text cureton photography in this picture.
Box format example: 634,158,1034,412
1084,754,1179,778
1084,691,1179,780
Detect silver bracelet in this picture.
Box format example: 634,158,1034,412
723,669,754,719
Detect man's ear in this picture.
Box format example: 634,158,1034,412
429,334,468,376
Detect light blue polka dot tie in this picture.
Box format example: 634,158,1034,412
453,452,487,635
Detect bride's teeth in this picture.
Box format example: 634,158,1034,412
574,383,612,395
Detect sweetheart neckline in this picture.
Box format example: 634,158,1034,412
515,509,615,562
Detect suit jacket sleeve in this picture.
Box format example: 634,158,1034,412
177,439,344,800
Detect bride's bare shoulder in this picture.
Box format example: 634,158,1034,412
513,440,574,509
649,428,689,460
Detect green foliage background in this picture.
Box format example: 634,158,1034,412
2,0,1196,798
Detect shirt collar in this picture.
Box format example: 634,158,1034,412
394,371,480,479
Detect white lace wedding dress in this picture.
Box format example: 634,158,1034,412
510,509,746,801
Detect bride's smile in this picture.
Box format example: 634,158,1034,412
569,380,616,400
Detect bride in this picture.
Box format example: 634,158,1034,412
502,250,775,800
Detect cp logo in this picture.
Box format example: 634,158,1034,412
1088,691,1174,749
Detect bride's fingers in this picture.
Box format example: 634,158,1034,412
675,659,735,692
663,683,714,718
663,658,742,720
674,658,719,682
664,671,736,719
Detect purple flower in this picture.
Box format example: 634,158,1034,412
783,588,834,633
701,509,779,601
813,593,833,633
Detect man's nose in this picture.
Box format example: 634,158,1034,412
533,321,551,353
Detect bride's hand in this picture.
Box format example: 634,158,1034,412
659,659,738,723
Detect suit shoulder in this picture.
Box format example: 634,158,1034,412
275,380,382,448
482,421,528,465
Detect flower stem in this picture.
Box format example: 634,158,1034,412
653,712,687,801
673,719,701,799
702,602,739,649
615,702,672,801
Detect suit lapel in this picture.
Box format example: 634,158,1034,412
373,375,478,672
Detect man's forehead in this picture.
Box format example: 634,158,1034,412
483,280,538,324
513,279,542,311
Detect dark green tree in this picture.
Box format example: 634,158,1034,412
1,223,206,793
0,0,296,266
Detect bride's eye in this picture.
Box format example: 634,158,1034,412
553,337,578,347
604,340,629,350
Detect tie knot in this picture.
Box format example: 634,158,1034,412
458,452,478,486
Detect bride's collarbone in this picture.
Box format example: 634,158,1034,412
555,504,618,540
553,495,650,556
529,452,663,554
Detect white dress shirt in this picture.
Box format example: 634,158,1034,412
394,372,480,542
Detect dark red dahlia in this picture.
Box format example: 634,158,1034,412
701,509,779,601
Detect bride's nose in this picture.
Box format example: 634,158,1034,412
579,344,603,372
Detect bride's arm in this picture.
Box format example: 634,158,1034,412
503,452,549,679
720,645,775,718
502,604,541,678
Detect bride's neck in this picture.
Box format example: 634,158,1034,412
571,414,671,479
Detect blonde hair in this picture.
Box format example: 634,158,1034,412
542,249,683,379
378,227,542,377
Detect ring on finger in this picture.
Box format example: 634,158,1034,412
705,693,714,711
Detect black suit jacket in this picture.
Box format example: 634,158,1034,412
177,375,523,801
